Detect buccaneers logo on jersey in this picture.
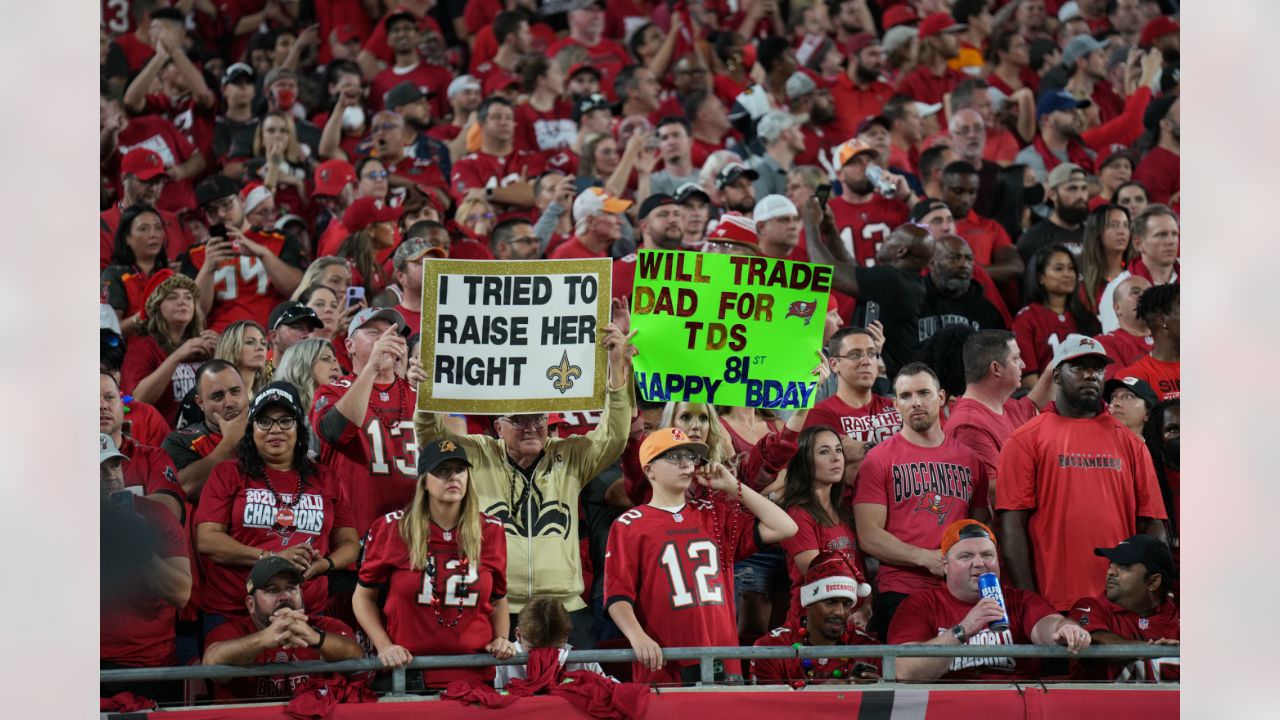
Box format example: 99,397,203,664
916,493,952,524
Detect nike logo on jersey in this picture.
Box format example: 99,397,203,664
1074,607,1092,613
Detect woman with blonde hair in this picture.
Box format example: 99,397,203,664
289,257,352,301
455,195,496,244
121,270,218,425
214,320,270,396
273,338,342,457
353,440,514,689
250,111,312,215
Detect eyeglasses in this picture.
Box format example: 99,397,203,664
835,350,880,362
500,415,548,429
254,415,297,431
466,213,495,223
364,170,389,180
659,450,705,466
504,235,538,246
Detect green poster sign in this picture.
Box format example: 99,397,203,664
630,250,834,409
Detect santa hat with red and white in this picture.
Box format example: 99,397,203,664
799,551,872,609
240,181,273,215
704,213,759,250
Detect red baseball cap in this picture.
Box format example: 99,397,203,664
121,148,169,182
1139,16,1179,49
567,63,603,80
882,5,919,30
313,159,356,197
918,12,966,39
483,72,520,96
342,196,403,233
845,32,878,56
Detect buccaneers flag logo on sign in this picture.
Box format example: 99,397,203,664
786,299,818,325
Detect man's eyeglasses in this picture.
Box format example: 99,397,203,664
659,449,705,466
364,170,389,180
254,416,297,432
834,350,880,362
500,415,548,429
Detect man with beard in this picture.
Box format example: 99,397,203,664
650,116,700,198
997,335,1168,611
385,82,452,181
787,73,841,168
162,360,249,499
896,13,967,106
941,161,1023,283
1015,90,1097,183
832,33,895,139
854,363,992,639
826,140,913,266
918,235,1007,342
716,161,760,215
612,194,684,300
1133,94,1179,205
883,95,925,175
202,557,362,700
658,55,713,124
1063,35,1125,124
685,90,732,169
1016,163,1090,263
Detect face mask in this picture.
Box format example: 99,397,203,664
1023,184,1045,206
274,87,296,110
341,105,365,131
1163,437,1179,471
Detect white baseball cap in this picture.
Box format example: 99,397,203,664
100,433,128,465
756,110,808,143
573,187,632,223
753,194,799,223
447,75,481,99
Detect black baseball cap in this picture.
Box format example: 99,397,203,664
268,301,325,332
1104,376,1159,408
675,182,711,204
196,175,240,207
1094,535,1177,583
222,62,255,87
247,381,305,422
910,198,949,222
246,556,304,595
715,161,760,190
573,93,614,122
638,193,678,220
417,438,471,476
384,81,427,110
1143,93,1178,134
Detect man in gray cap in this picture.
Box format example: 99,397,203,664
1062,35,1124,123
784,72,839,167
750,110,808,199
1016,162,1090,263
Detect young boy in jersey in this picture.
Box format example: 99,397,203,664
494,595,612,690
605,427,798,685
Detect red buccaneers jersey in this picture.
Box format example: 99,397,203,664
450,150,545,206
604,496,761,684
852,434,990,595
358,511,507,687
187,228,305,331
119,435,185,517
828,194,909,266
751,623,879,684
804,394,902,445
387,155,447,197
1012,304,1080,376
1094,330,1155,381
205,615,356,700
311,376,420,537
514,100,577,155
1069,594,1180,682
369,61,454,119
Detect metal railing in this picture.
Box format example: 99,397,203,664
101,644,1180,694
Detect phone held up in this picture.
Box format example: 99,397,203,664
862,300,880,329
345,286,366,309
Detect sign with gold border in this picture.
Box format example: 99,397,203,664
417,258,612,414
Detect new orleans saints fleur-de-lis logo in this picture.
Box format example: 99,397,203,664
546,351,582,394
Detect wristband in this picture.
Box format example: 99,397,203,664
309,626,326,650
324,556,336,574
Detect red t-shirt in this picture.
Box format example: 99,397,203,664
1094,330,1155,381
604,497,760,684
779,505,864,621
804,393,902,445
1117,355,1180,400
1012,304,1079,376
612,255,639,302
101,495,188,667
387,154,447,197
796,124,842,168
944,396,1039,481
996,412,1168,610
545,36,632,99
119,435,185,515
396,303,422,337
205,615,357,700
514,100,577,155
1068,594,1180,682
751,623,879,684
957,210,1014,267
125,400,172,447
188,228,302,331
983,128,1022,166
370,61,454,119
361,11,442,66
310,375,420,537
828,194,909,266
358,510,507,687
896,65,966,106
120,335,201,427
194,462,354,616
852,434,991,595
141,92,216,164
113,115,198,215
549,236,608,260
888,583,1058,680
831,76,895,138
450,150,545,205
691,137,727,169
1133,146,1179,206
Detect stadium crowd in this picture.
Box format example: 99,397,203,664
99,0,1181,705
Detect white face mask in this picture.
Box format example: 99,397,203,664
341,105,366,131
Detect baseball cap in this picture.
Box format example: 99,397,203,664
1053,333,1114,365
274,214,306,231
855,115,892,136
246,556,305,595
573,187,632,222
383,7,417,30
834,138,879,167
334,23,362,44
727,87,772,123
268,301,324,332
446,75,481,100
568,63,604,81
417,438,471,476
1062,35,1110,69
918,12,966,39
247,381,305,422
940,519,997,555
1057,1,1083,22
715,161,760,190
100,433,128,464
564,0,606,10
1046,162,1085,189
1036,89,1091,119
392,236,446,270
313,159,356,198
639,427,710,466
1143,93,1178,135
675,182,711,205
573,92,614,122
196,175,240,207
914,101,943,119
342,196,403,234
384,81,426,110
484,72,520,96
882,5,918,29
1094,535,1177,583
262,66,297,90
705,214,758,250
1104,376,1159,408
799,551,871,608
1099,148,1137,171
757,110,807,143
348,307,409,338
909,198,950,222
882,26,919,55
222,62,254,86
785,71,817,100
121,148,169,182
637,193,679,220
845,32,878,56
1139,16,1179,49
753,194,799,223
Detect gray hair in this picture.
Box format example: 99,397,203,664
273,337,336,416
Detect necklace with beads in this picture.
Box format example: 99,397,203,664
370,378,409,430
698,477,743,574
263,470,306,545
423,551,469,627
789,621,857,689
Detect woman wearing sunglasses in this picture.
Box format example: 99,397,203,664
195,381,359,633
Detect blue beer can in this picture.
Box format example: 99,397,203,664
977,572,1010,632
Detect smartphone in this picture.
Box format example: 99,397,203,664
863,300,881,328
815,183,832,208
110,490,135,509
345,286,366,309
207,223,227,241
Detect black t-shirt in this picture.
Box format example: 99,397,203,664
1015,218,1084,265
213,116,259,163
851,265,928,378
973,161,1001,219
917,278,1008,342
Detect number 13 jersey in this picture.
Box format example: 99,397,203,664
604,495,761,684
